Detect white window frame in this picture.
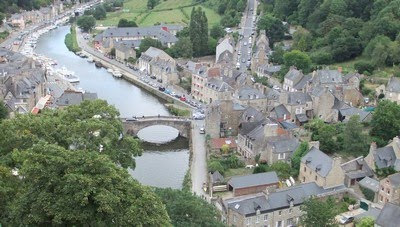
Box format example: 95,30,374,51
264,214,268,222
246,217,251,226
256,215,260,223
278,153,285,160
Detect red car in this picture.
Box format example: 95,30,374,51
180,96,186,101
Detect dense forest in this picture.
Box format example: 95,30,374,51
259,0,400,71
200,0,247,27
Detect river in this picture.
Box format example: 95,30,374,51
35,25,189,189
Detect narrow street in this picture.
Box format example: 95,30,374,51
191,120,208,199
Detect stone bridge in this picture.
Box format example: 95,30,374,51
121,116,192,138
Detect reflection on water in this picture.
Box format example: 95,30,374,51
137,125,179,144
35,25,189,189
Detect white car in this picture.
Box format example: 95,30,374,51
236,62,240,69
273,85,281,90
199,127,205,134
244,42,247,46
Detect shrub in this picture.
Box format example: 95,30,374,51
354,60,375,74
311,50,333,65
360,187,375,201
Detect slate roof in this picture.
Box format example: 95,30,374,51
55,91,97,106
376,203,400,227
296,114,308,123
96,25,181,45
287,92,312,105
265,89,280,100
341,156,374,180
374,146,397,169
237,86,265,100
228,172,279,189
339,107,371,122
206,78,233,92
388,173,400,188
285,68,304,85
354,207,381,221
301,147,333,177
387,77,400,93
259,64,281,75
312,70,343,84
239,121,263,135
267,136,299,154
241,106,265,122
358,176,379,192
211,171,224,183
225,182,344,216
273,104,290,119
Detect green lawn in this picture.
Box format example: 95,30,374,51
224,168,253,178
97,0,221,27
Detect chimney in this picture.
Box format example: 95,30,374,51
393,136,400,144
370,142,377,152
309,141,320,150
332,157,342,170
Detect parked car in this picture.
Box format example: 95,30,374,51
150,76,156,80
158,86,165,92
199,127,205,134
174,94,181,99
164,89,171,94
180,96,186,101
193,113,205,120
244,42,247,46
157,79,162,83
339,216,354,225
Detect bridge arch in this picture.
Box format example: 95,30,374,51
121,116,192,138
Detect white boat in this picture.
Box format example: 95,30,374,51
87,57,94,63
107,68,114,73
57,67,80,83
112,70,122,78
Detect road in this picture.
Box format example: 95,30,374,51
191,120,208,199
237,0,258,71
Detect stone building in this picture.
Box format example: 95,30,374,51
205,100,246,138
227,172,279,196
203,77,233,104
234,86,268,113
375,202,400,227
282,67,310,92
114,41,136,62
299,147,345,188
340,156,374,187
378,173,400,205
137,47,178,85
278,91,313,123
365,137,400,172
384,77,400,104
259,135,299,165
250,30,270,72
10,14,25,29
216,36,234,63
221,182,346,227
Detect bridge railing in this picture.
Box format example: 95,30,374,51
120,115,190,121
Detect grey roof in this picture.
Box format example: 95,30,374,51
374,146,396,169
228,172,279,189
341,156,374,180
376,203,400,227
312,70,343,84
98,25,181,45
287,92,312,105
332,97,350,110
301,147,333,177
238,86,265,100
296,113,308,123
339,107,371,122
225,182,343,216
239,121,263,135
388,173,400,188
354,207,381,221
206,78,233,92
242,107,265,122
211,171,224,183
387,77,400,93
265,89,280,100
358,176,379,192
259,64,281,74
273,104,290,119
280,121,298,130
115,40,141,49
285,68,304,85
267,136,299,154
55,91,97,106
233,102,246,111
294,75,311,90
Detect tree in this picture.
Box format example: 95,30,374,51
138,38,163,56
301,197,338,227
189,7,209,57
354,60,375,74
291,141,309,176
370,100,400,144
221,144,230,154
0,100,142,169
93,5,106,20
306,119,339,153
154,188,224,227
208,160,225,174
147,0,160,9
118,18,138,27
257,13,288,45
5,142,169,226
356,216,374,227
343,115,369,156
168,37,193,58
76,15,96,32
271,45,285,64
283,50,312,73
210,24,226,40
0,100,8,121
269,161,293,179
293,27,313,51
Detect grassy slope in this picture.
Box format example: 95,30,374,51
97,0,220,27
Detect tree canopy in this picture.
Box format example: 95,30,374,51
257,13,288,45
0,100,170,225
77,15,96,32
0,100,8,121
118,18,138,27
283,50,312,73
154,188,223,227
189,7,209,57
370,100,400,145
301,197,338,227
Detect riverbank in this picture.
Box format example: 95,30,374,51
64,26,81,53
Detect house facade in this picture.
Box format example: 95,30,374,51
378,173,400,205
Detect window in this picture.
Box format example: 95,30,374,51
289,208,292,214
380,196,383,202
278,211,282,216
233,215,237,223
256,215,260,223
381,186,385,191
315,176,318,181
387,189,391,195
246,217,251,226
264,214,268,221
303,177,305,182
287,218,293,226
304,166,306,172
276,220,282,227
278,153,285,160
